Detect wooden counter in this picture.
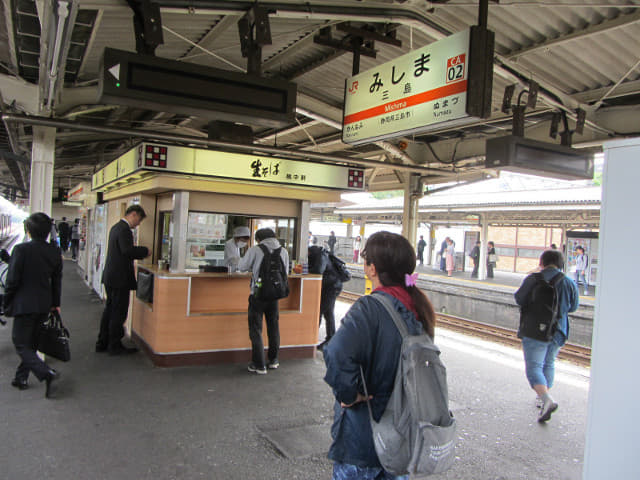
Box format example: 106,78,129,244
131,265,322,367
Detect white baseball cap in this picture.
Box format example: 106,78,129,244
233,226,251,238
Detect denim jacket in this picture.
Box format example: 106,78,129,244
514,267,579,345
323,292,423,468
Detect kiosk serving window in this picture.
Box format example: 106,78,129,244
186,212,227,269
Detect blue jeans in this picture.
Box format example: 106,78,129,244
575,270,587,289
521,336,562,388
332,462,408,480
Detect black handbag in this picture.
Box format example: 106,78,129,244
37,310,70,362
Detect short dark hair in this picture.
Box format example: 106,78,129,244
540,249,564,268
125,204,146,219
25,212,52,240
255,228,276,242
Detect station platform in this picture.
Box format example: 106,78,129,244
1,260,589,479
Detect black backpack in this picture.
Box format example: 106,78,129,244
518,272,564,341
328,253,351,282
255,244,290,301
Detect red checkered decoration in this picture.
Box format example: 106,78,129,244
144,145,168,168
348,169,364,189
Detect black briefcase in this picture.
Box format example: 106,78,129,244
37,310,71,362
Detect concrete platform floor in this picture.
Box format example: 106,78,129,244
1,260,589,480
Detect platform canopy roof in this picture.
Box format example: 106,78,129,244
1,1,639,200
325,172,602,228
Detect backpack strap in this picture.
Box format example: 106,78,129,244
549,271,564,287
257,243,269,258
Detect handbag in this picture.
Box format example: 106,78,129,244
488,253,498,263
37,310,71,362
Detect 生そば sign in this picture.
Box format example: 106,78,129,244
343,29,485,145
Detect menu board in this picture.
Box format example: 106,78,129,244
186,212,227,268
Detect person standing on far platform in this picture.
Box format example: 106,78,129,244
487,241,496,278
96,205,150,355
70,218,81,261
574,246,589,295
439,237,449,271
4,212,63,397
416,235,427,266
515,249,579,423
328,231,337,255
470,240,481,278
323,231,436,480
353,235,362,264
49,218,58,246
58,217,71,252
445,237,455,276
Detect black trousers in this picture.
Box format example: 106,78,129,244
98,287,130,350
247,294,280,368
471,259,479,277
417,250,424,265
319,287,340,341
12,313,51,382
70,239,79,259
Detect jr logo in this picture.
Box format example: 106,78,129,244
349,81,359,94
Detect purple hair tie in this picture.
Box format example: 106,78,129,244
404,272,418,287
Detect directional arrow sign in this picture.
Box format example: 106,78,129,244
108,64,120,81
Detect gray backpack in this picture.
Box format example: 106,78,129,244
361,293,456,476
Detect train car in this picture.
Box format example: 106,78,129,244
0,195,28,247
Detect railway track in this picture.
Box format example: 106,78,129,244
338,291,591,367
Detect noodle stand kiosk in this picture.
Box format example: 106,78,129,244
91,143,365,366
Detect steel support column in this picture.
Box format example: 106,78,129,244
402,173,420,247
29,126,56,215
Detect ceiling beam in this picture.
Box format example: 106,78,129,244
505,10,640,60
76,7,103,79
2,0,19,73
178,13,239,60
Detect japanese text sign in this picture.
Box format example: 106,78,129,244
92,143,365,192
343,29,472,145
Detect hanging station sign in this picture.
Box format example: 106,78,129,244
342,28,493,145
92,143,365,192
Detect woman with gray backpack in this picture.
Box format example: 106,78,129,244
323,232,455,479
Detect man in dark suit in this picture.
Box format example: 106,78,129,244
4,212,63,398
96,204,149,355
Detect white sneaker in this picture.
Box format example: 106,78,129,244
247,363,267,375
535,396,543,409
538,399,558,423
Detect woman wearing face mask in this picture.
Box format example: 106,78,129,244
224,226,251,272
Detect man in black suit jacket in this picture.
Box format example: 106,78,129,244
4,212,63,397
96,204,149,355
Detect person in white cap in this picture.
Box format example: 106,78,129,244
224,226,251,272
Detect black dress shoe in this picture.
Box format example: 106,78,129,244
108,344,139,356
45,369,60,399
11,378,28,390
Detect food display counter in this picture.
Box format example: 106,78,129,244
131,265,322,367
